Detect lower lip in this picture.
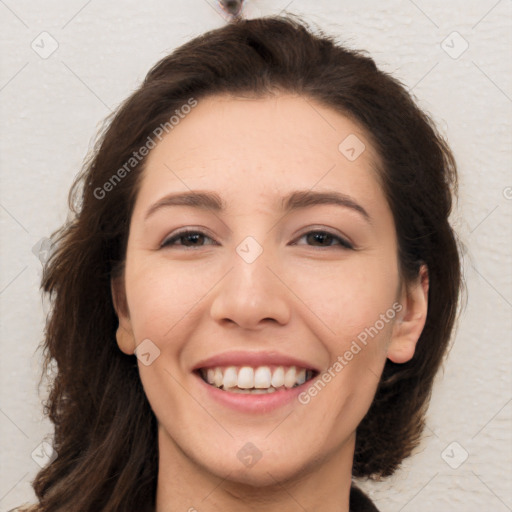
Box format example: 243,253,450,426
193,372,313,413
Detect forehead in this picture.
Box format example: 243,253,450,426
135,93,385,213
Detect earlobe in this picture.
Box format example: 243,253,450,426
387,264,429,364
111,275,136,355
115,324,136,356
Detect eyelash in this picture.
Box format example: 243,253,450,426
160,229,354,250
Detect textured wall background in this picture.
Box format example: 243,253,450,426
0,1,511,510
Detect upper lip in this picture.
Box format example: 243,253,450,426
192,350,320,373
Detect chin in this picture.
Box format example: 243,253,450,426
195,440,318,490
211,459,310,489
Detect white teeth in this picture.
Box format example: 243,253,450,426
271,366,284,388
254,367,272,388
237,367,254,389
222,366,238,389
200,364,314,392
214,368,223,387
284,367,297,388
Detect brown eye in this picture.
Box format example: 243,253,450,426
161,230,215,248
295,230,354,249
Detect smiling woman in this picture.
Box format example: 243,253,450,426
17,14,461,512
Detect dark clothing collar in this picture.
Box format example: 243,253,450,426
350,484,380,512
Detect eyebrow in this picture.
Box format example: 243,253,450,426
144,190,371,222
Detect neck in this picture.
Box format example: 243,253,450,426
155,426,354,512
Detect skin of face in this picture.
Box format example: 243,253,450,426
111,93,429,511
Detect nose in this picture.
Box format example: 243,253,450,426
209,240,291,330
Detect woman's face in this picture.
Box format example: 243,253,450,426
112,93,424,487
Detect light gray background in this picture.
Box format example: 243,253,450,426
1,1,511,510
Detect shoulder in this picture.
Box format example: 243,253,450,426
350,484,381,512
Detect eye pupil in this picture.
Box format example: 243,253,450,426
184,233,203,246
308,232,333,246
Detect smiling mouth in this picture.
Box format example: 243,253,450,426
196,365,318,394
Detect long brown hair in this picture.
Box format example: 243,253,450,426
27,14,462,511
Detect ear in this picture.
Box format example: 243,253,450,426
111,274,136,355
387,264,429,364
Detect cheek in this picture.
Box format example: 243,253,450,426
291,253,400,345
124,257,211,341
